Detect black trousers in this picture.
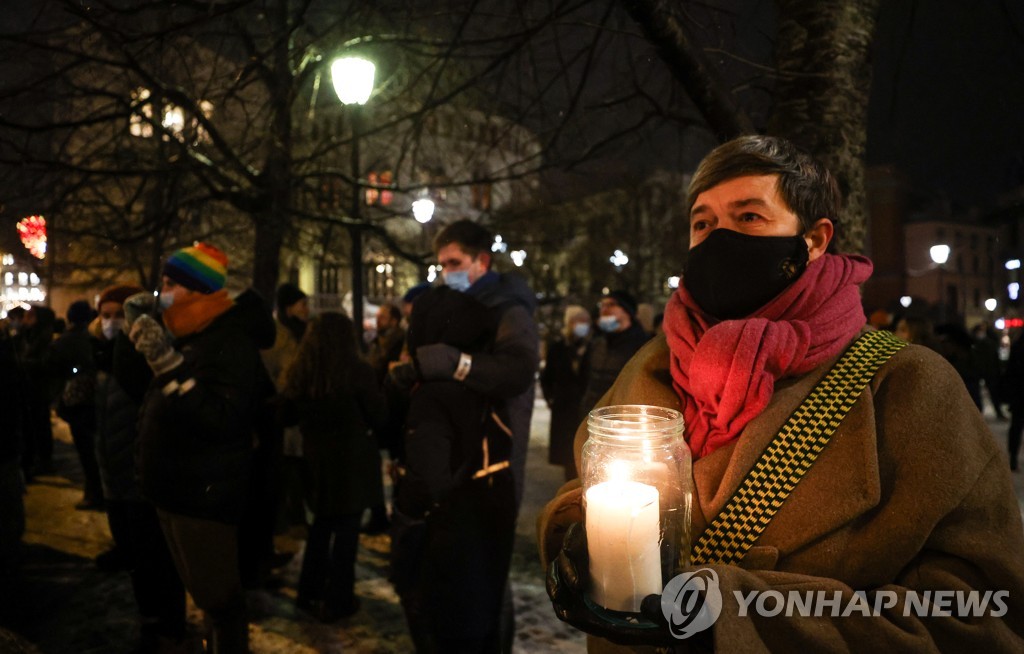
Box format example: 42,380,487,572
107,499,186,640
397,471,517,653
297,511,362,610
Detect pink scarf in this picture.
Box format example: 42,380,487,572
663,253,872,459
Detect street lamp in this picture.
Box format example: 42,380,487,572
412,198,435,224
332,56,375,343
930,244,950,322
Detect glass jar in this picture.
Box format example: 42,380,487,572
581,405,691,613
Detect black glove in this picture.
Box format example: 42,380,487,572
414,343,461,380
546,522,673,648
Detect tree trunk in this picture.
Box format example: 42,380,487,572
768,0,880,254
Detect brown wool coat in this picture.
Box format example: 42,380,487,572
538,330,1024,653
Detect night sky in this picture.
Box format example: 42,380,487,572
867,0,1024,208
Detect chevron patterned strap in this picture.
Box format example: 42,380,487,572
692,329,908,566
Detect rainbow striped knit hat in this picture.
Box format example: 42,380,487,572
163,242,228,294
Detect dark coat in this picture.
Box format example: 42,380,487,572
540,335,588,468
578,321,649,418
292,359,388,518
94,329,152,501
137,293,274,524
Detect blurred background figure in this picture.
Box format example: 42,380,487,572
281,312,387,623
364,302,405,535
578,290,650,419
540,304,591,481
893,315,934,346
934,323,982,411
262,283,311,535
16,305,58,480
973,321,1007,420
51,300,103,510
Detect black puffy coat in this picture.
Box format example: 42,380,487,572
137,291,274,524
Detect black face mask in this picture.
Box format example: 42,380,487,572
683,229,809,320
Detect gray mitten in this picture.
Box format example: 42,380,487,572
129,314,183,375
123,292,157,329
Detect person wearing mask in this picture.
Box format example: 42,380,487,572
577,290,650,419
542,135,1024,651
541,305,592,481
51,300,104,509
126,242,275,653
281,312,387,622
402,219,539,651
92,284,188,651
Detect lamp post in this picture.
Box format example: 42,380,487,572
331,56,375,343
930,244,951,322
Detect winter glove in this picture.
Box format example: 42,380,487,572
123,291,157,329
129,314,183,376
547,522,675,648
415,343,472,381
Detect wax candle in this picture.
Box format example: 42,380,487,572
585,479,662,612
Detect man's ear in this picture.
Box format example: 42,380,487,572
477,251,493,270
805,218,834,262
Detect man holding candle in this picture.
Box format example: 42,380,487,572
541,135,1024,652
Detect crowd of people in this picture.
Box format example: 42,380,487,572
2,136,1023,654
0,215,650,654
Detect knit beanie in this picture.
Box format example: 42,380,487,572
275,283,307,312
163,242,228,294
97,284,146,308
605,290,638,318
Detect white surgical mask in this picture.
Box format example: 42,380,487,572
101,317,124,340
598,316,620,333
443,270,472,293
572,322,590,339
158,293,175,311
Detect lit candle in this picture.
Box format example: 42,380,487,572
585,479,662,612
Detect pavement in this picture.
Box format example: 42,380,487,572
2,393,1022,653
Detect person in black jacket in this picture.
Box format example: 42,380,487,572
577,290,651,418
401,220,540,652
52,299,103,509
127,243,274,654
93,284,188,651
540,305,591,481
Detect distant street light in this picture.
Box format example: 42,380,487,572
930,243,950,321
332,56,376,343
929,244,950,265
610,249,629,268
985,298,998,312
412,198,435,224
900,295,912,308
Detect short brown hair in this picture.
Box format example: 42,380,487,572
433,219,493,262
687,135,841,250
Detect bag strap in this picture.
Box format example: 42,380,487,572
692,329,907,565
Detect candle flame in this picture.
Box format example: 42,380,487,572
608,460,631,483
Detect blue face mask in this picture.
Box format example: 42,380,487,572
598,316,620,333
443,270,472,293
158,292,175,311
573,322,590,339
